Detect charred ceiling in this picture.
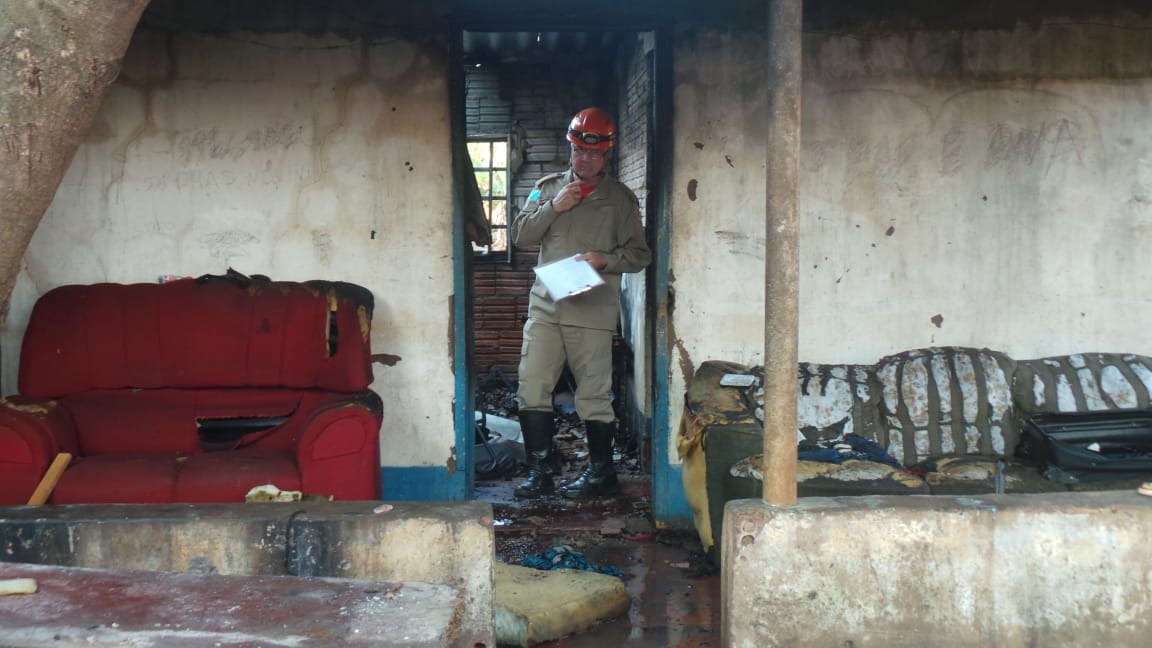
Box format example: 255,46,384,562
805,0,1152,32
462,31,623,65
138,0,1152,36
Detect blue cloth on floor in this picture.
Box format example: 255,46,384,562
522,545,624,577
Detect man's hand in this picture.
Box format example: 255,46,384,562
575,251,608,271
551,181,584,213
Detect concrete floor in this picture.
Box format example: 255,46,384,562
0,500,498,647
478,471,721,648
0,561,462,646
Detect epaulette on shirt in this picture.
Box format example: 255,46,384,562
535,171,566,187
527,172,566,203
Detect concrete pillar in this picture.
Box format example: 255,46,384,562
723,493,1152,647
761,0,803,507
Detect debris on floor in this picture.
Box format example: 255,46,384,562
523,545,624,577
0,578,37,596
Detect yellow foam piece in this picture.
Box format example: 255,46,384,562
494,562,630,646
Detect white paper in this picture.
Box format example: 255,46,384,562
533,254,605,301
720,373,758,388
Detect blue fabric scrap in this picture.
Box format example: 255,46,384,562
797,433,904,468
522,545,624,577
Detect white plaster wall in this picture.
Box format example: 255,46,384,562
802,30,1152,367
1,29,456,468
668,22,1152,462
622,271,649,418
668,29,770,461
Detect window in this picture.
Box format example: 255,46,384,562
468,139,510,258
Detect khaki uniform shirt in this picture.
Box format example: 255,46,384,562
511,170,651,331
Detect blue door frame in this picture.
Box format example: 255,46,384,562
647,27,693,528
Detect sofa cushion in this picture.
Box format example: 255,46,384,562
1012,353,1152,417
174,450,301,503
61,390,200,456
53,454,181,504
917,455,1065,495
875,347,1016,466
729,455,930,497
19,280,373,398
57,389,317,456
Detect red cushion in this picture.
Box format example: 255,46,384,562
0,427,34,463
0,461,41,505
309,418,368,460
0,422,41,504
61,391,200,456
174,450,300,503
191,389,303,420
1,397,80,455
19,281,373,397
298,406,381,500
52,455,181,504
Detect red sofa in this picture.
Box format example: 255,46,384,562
0,277,383,505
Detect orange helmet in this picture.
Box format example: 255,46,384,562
567,108,617,151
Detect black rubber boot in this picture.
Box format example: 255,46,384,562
513,410,556,499
559,420,621,499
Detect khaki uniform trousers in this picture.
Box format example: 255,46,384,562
517,318,614,423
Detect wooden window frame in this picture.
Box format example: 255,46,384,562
468,137,512,262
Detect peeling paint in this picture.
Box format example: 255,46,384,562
356,305,371,342
666,281,695,388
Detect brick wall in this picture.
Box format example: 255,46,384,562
472,248,536,380
617,34,653,219
615,33,655,461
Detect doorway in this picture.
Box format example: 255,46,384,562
451,27,662,503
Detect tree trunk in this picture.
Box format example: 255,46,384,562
0,0,151,320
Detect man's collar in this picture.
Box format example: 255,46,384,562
568,168,607,185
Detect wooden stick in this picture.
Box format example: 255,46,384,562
27,452,72,505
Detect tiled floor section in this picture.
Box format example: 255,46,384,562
479,472,721,648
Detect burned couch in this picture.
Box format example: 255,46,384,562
680,348,1152,555
0,276,383,505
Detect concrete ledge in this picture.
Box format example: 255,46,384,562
0,501,495,648
494,562,631,647
0,561,462,646
722,492,1152,648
